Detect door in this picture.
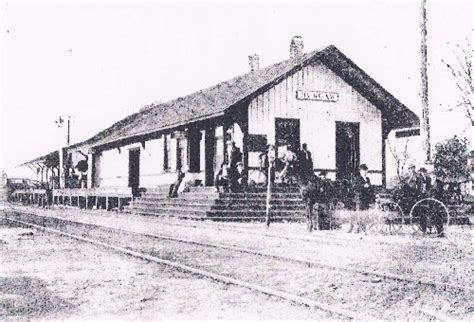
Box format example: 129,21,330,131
188,129,201,173
335,122,360,181
204,129,215,186
275,118,300,153
128,149,140,196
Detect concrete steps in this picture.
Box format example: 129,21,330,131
129,185,306,221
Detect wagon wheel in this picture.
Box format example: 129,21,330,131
376,201,404,234
409,198,450,236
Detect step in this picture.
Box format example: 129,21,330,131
139,194,219,202
138,193,302,201
130,204,305,216
132,200,216,209
133,209,305,222
131,201,305,212
220,192,302,199
134,197,304,206
245,186,301,193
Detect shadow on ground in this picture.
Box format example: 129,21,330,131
0,276,76,318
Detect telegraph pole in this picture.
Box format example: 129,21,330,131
420,0,431,163
55,116,71,189
67,116,71,146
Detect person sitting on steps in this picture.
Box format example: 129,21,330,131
168,169,186,198
215,162,230,193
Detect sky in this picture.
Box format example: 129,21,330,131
1,0,472,178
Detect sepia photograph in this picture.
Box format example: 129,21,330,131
1,0,472,320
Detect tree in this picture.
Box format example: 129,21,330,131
442,40,473,126
387,137,411,182
433,136,470,182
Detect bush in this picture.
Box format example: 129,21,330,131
433,136,470,181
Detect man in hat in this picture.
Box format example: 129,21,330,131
234,161,247,192
406,164,419,192
417,167,432,198
298,143,314,181
353,164,373,211
317,170,332,229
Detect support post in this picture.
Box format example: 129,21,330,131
265,163,272,227
59,149,65,189
87,153,94,189
420,0,431,163
265,146,276,227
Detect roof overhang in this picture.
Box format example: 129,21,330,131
18,150,60,168
317,46,420,132
89,111,225,153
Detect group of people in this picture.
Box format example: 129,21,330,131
215,142,246,193
257,143,314,185
215,141,315,192
301,162,375,232
397,164,446,236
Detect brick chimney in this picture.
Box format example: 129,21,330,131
290,35,304,60
248,54,259,72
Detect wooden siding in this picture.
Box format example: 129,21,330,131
248,61,383,184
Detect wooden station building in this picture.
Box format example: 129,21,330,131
19,38,419,205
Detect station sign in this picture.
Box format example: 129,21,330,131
296,90,339,102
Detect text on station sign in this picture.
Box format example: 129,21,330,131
296,90,339,102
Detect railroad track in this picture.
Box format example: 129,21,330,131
10,205,471,248
138,213,471,248
6,210,473,295
4,211,372,320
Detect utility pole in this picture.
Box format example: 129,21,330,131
55,115,71,189
55,115,71,146
420,0,431,163
67,116,71,146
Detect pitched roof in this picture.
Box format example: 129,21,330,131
73,45,419,152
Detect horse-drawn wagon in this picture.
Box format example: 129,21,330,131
302,176,471,236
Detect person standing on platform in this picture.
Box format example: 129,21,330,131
298,143,313,182
431,173,446,237
227,141,242,189
317,170,331,229
280,145,297,184
353,164,373,211
348,164,373,233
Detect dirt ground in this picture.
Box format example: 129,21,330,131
1,205,473,320
0,221,330,320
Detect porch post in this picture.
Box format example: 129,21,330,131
87,153,94,189
170,135,178,171
204,126,216,186
381,119,389,188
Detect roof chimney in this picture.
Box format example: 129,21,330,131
248,54,259,72
290,35,304,61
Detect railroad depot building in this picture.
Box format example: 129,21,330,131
22,40,419,197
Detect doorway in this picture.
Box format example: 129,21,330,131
128,149,140,196
204,129,215,186
275,118,300,153
335,122,360,181
188,128,201,173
